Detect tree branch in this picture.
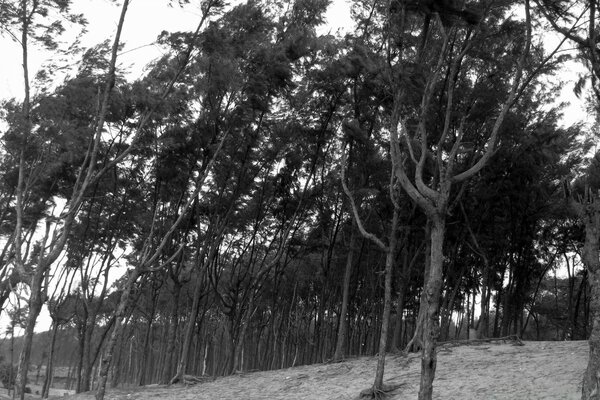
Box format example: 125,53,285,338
340,147,388,252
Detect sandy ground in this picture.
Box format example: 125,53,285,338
0,384,74,400
61,340,588,400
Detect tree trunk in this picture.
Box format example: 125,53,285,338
15,267,47,400
95,269,140,400
172,273,203,383
574,271,588,339
232,295,255,373
138,315,154,386
372,245,395,389
392,277,407,350
418,216,445,400
406,226,432,353
477,266,490,338
580,201,600,400
162,282,181,383
392,243,421,350
75,317,86,393
80,311,96,392
42,321,60,398
372,208,398,390
333,228,357,361
440,264,466,341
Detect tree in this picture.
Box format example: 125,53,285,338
536,1,600,397
341,123,402,395
382,1,544,397
567,152,600,398
0,1,122,398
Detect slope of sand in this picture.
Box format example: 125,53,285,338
61,340,588,400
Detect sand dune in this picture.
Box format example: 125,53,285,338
61,340,588,400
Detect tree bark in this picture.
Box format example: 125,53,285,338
418,216,446,400
578,199,600,400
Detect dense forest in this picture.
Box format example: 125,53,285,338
1,0,600,400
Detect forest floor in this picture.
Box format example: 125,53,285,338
58,340,587,400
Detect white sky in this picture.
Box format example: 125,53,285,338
0,0,352,99
0,1,590,336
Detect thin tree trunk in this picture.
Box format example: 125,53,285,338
393,242,422,350
162,282,181,383
138,315,154,386
95,268,140,400
406,225,432,353
172,267,205,383
477,267,490,338
440,264,466,341
493,285,502,337
42,321,60,398
333,228,357,361
372,207,399,390
80,312,96,392
232,296,255,373
15,265,47,400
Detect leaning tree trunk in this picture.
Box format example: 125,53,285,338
579,198,600,400
418,216,446,400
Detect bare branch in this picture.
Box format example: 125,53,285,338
391,116,437,217
340,147,388,252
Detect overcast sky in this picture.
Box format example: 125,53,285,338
0,0,351,100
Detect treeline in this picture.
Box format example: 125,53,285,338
1,0,599,399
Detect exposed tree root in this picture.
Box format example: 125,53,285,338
169,374,213,386
358,383,405,399
168,373,181,386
